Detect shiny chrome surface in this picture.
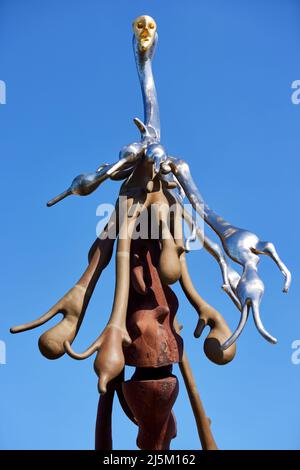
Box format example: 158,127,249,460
133,15,160,140
168,156,291,348
47,15,291,350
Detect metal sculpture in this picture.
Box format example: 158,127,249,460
11,15,291,450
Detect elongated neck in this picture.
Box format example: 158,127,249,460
133,35,160,140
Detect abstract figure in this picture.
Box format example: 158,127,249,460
11,15,290,450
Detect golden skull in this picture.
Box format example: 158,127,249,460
132,15,157,52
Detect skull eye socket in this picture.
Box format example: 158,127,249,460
137,22,143,29
149,22,155,29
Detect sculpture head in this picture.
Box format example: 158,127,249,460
132,15,157,52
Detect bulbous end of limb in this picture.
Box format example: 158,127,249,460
204,336,236,365
38,334,65,359
38,318,78,359
158,237,181,285
94,326,132,395
158,255,181,285
194,315,236,365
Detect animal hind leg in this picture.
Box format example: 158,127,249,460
254,241,291,292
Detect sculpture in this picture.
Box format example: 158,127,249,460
11,15,291,450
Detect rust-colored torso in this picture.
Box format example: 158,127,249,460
124,238,183,368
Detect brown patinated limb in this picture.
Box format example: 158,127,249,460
174,319,217,450
166,197,236,365
95,380,115,450
179,252,236,365
169,200,218,447
10,212,117,359
95,371,128,450
65,197,138,393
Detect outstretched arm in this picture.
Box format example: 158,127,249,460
47,143,143,207
10,210,118,359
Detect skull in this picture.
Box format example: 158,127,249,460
132,15,157,52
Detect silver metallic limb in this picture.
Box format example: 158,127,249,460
163,175,241,308
184,213,197,253
167,155,290,348
254,241,291,293
110,164,135,181
220,304,249,350
47,153,140,207
251,301,277,344
181,205,241,310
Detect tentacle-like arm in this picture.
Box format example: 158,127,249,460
168,156,291,348
64,196,138,394
10,211,118,358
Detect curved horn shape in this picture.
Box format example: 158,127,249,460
64,337,101,360
178,248,236,364
220,303,249,351
251,302,277,344
64,324,132,394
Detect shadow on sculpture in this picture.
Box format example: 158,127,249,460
11,15,291,450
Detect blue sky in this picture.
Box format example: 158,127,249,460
1,0,300,450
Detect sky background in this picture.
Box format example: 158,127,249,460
1,0,300,450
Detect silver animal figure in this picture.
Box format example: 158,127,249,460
47,15,291,350
167,157,291,348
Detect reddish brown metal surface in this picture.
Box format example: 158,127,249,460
122,375,179,450
95,382,114,450
124,238,183,368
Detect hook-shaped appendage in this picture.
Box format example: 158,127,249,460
220,264,277,350
64,324,131,394
179,251,236,365
10,214,118,358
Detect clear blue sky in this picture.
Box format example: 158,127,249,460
1,0,300,450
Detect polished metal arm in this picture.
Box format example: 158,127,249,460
168,156,291,349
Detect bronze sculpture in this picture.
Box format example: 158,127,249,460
11,15,290,450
